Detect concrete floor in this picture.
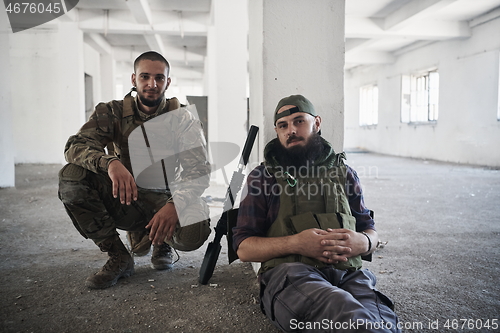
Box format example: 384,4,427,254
1,152,499,332
345,152,500,331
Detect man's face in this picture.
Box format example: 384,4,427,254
131,59,171,108
274,105,321,150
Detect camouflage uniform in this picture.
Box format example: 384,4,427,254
58,90,211,250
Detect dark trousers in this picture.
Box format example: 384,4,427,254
260,262,400,333
58,163,164,244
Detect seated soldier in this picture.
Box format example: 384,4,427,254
233,95,400,332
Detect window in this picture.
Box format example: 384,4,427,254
401,70,439,123
359,84,378,126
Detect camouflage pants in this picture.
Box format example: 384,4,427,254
58,163,166,244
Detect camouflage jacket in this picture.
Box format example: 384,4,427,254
64,91,210,213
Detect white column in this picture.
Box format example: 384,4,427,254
0,10,15,187
100,53,116,102
249,0,346,156
8,21,84,165
58,22,86,163
207,0,249,183
118,61,134,99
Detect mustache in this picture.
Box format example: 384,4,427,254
286,135,304,145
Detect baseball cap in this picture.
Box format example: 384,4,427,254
274,95,317,125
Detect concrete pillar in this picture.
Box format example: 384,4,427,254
8,21,84,165
100,53,116,102
58,22,86,163
118,61,133,99
248,0,346,160
207,0,248,183
0,10,15,187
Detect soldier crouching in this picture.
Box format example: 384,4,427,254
58,51,211,289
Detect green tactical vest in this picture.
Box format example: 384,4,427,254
259,155,362,274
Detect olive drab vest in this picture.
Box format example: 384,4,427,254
259,155,363,274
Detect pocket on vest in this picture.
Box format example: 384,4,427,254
337,212,357,231
314,212,342,230
289,211,319,233
289,211,354,232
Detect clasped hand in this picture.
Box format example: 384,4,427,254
295,228,366,264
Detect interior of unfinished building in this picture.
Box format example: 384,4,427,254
1,1,499,332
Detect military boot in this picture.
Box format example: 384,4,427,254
151,242,174,270
126,230,152,256
85,235,135,289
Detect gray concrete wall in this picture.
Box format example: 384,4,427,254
345,15,500,167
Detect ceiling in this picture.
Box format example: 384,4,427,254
69,0,211,83
344,0,500,69
65,0,500,79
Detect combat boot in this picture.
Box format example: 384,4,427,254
126,230,152,256
85,235,135,289
151,242,174,270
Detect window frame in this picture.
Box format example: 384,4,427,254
401,69,439,124
359,83,379,127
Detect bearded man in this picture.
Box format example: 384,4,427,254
58,51,210,289
233,95,400,332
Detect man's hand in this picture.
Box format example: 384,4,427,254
108,160,138,205
146,203,179,246
238,229,353,264
320,229,370,263
293,229,351,264
237,228,376,264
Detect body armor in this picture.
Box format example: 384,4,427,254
259,156,362,274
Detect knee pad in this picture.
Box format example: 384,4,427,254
58,164,88,204
167,219,211,251
59,163,87,182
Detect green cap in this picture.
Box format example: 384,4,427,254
274,95,316,125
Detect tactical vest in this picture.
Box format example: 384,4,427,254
113,92,141,175
95,91,180,176
259,157,362,274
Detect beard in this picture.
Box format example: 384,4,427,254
273,129,324,170
138,90,164,107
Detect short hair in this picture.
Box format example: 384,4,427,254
133,51,170,74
